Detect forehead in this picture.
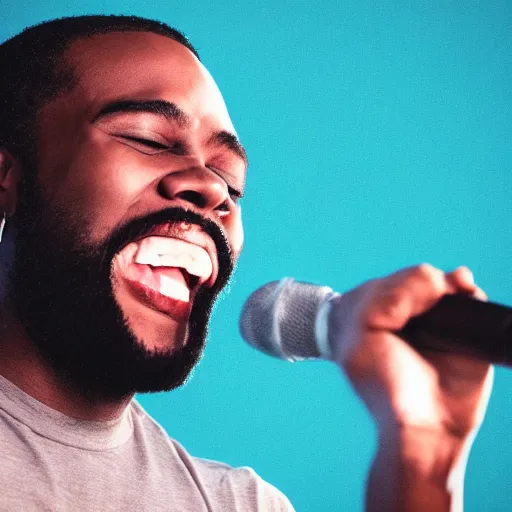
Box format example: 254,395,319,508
60,31,234,132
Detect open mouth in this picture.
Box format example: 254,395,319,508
112,234,214,320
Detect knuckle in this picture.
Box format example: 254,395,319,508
381,287,404,310
362,286,405,326
412,263,445,292
415,263,436,278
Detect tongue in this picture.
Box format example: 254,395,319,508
127,264,190,302
157,267,190,302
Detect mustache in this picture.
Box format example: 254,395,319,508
97,207,234,285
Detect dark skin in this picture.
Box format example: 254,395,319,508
0,32,246,419
0,32,493,511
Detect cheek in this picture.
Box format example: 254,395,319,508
41,135,155,241
227,205,244,256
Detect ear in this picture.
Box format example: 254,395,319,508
0,148,21,215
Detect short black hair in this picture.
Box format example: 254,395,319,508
0,15,199,162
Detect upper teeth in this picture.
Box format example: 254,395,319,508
134,236,213,283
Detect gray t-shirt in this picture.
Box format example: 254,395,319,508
0,375,294,511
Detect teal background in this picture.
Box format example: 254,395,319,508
1,1,511,510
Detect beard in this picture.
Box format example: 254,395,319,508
6,171,234,402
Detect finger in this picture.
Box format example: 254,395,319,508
472,286,488,301
364,264,451,331
446,266,488,301
446,266,477,293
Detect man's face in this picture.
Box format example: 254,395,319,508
8,32,246,399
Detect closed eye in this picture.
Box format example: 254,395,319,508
125,136,167,149
207,165,244,203
119,135,169,153
116,136,245,202
228,186,244,202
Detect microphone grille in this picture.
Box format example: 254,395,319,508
239,278,333,361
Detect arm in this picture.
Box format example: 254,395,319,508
366,422,482,511
328,265,493,512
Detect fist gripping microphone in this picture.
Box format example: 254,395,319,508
239,278,512,366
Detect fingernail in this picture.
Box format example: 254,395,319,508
462,267,475,285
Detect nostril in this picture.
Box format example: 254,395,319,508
176,190,207,208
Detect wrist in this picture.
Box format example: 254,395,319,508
366,424,474,512
379,423,468,484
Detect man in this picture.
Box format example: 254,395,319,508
0,14,493,511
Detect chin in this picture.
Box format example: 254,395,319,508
114,283,190,353
132,315,189,353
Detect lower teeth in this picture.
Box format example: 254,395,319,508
158,273,190,302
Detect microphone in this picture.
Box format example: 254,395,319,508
239,278,512,366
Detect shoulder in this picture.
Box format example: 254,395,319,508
193,458,295,512
129,400,295,512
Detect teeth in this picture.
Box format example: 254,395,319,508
134,237,213,283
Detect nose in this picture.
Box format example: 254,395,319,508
157,166,229,213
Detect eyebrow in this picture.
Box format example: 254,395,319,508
207,130,248,169
93,99,248,169
93,99,189,125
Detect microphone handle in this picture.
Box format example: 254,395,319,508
396,294,512,366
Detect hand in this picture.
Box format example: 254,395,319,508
327,264,493,511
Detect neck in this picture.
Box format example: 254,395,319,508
0,304,132,421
